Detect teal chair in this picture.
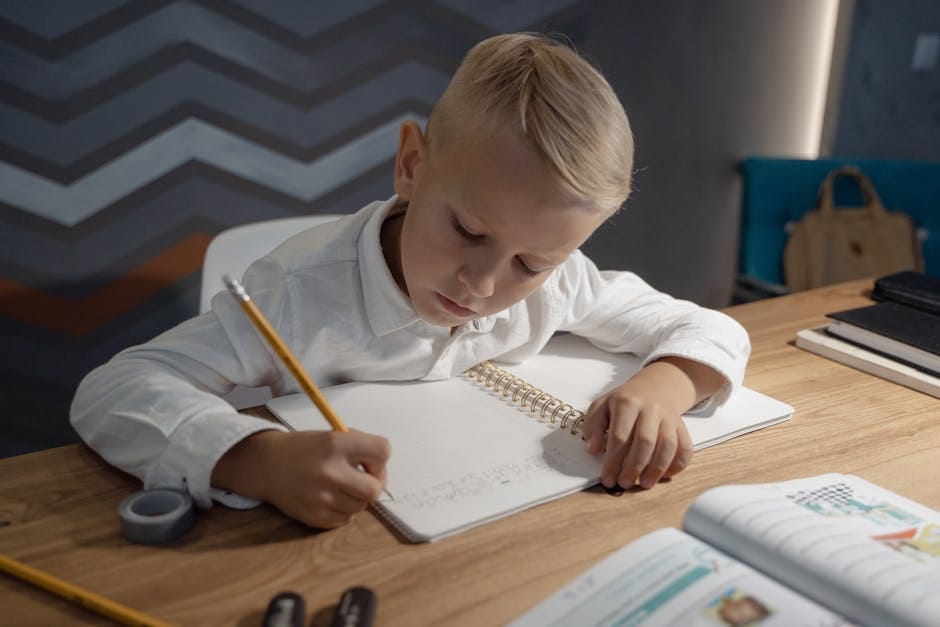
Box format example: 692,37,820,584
735,157,938,301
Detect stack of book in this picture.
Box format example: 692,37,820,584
795,271,940,398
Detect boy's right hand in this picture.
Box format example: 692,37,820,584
212,429,391,529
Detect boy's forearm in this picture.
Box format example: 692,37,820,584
645,356,727,412
211,430,281,501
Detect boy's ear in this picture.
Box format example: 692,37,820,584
393,120,428,201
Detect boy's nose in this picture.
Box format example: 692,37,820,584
458,263,496,298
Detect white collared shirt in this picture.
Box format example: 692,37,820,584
71,196,750,509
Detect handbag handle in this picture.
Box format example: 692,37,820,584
817,165,887,218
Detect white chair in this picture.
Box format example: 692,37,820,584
200,214,341,408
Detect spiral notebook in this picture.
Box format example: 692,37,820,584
266,334,793,542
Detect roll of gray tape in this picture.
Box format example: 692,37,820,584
118,488,195,545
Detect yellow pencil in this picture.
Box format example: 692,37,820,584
224,275,347,432
224,275,393,499
0,553,174,627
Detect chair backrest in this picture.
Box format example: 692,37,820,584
199,214,341,409
200,215,341,314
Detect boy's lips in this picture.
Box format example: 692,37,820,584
437,292,476,316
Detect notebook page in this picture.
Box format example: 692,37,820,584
267,334,793,541
267,376,602,541
682,473,940,627
504,334,794,450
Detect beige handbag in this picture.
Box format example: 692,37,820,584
783,166,923,291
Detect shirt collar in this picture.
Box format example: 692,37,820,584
358,195,514,337
359,196,424,336
468,307,512,333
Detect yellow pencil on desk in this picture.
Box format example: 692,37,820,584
0,553,173,627
223,276,392,498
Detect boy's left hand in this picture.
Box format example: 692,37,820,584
580,357,724,490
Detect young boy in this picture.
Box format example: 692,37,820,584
71,33,749,530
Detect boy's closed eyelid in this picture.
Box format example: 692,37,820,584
515,256,545,277
450,210,557,275
453,216,484,241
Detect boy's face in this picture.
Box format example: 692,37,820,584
387,120,608,327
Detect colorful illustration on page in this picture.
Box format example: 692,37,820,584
786,482,923,529
872,523,940,563
702,587,774,626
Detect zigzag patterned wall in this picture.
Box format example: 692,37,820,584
0,0,588,456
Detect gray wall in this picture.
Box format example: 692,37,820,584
1,0,937,457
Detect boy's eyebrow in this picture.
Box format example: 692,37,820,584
449,204,491,236
448,203,475,223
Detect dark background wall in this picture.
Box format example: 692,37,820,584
834,0,940,160
580,0,846,305
1,0,937,457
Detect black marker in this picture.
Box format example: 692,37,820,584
330,586,377,627
262,591,305,627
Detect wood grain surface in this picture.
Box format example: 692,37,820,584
1,279,937,626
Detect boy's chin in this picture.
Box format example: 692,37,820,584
418,311,477,328
414,302,480,327
411,293,480,327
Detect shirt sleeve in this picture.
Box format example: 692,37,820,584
552,251,751,412
69,256,295,509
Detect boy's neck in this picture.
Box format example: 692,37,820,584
380,205,460,336
380,206,408,296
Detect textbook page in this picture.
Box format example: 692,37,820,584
682,474,940,627
509,527,851,627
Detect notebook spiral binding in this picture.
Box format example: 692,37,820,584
466,362,586,434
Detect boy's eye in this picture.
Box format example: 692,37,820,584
453,218,483,241
452,215,542,277
516,256,541,277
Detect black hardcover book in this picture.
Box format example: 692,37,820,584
872,271,940,316
826,302,940,375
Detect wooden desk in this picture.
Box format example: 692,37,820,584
2,279,938,626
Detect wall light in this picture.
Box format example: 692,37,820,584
804,0,841,157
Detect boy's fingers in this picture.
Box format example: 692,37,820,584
638,423,678,489
601,403,639,488
617,413,658,488
322,488,371,515
281,495,355,530
664,426,694,478
343,430,392,475
345,429,392,458
340,468,386,503
306,509,354,530
581,403,610,454
585,396,609,423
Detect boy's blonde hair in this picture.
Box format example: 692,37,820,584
429,33,634,212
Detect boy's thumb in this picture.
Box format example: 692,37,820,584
345,430,391,466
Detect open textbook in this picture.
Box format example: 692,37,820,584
511,473,940,627
267,334,793,542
